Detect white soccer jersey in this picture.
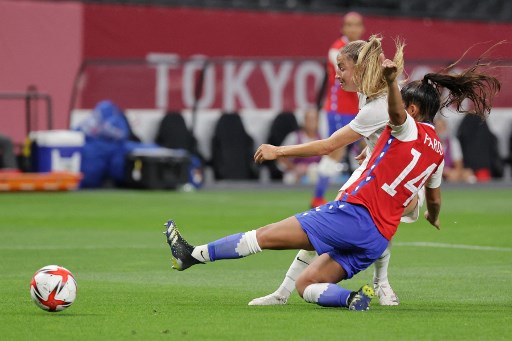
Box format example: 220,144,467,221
342,94,389,192
349,94,389,153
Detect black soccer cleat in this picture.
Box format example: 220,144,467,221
348,284,375,311
163,219,204,271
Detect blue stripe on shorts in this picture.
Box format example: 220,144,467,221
295,201,388,279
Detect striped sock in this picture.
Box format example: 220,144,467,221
303,283,352,308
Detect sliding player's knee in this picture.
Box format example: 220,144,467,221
295,272,315,298
295,277,307,298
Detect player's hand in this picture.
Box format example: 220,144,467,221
380,53,398,84
424,210,440,230
355,147,367,165
254,144,279,163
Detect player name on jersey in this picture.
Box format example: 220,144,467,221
423,132,443,155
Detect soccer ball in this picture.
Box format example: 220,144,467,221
30,265,77,312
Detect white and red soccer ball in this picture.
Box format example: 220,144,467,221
30,265,77,312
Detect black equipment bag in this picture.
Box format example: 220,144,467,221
125,149,190,190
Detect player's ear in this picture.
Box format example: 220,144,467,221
406,104,419,118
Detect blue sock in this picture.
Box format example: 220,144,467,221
206,231,261,261
317,284,352,308
207,233,244,261
314,175,330,199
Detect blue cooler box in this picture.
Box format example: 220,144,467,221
30,130,85,173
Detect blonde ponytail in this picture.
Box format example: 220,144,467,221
341,35,405,99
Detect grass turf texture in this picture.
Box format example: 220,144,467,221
1,188,511,340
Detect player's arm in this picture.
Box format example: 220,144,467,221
423,161,444,229
381,54,407,126
355,146,368,165
254,125,361,163
424,187,441,229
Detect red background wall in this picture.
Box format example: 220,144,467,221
83,4,512,60
1,1,512,145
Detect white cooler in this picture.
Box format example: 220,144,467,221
30,130,85,173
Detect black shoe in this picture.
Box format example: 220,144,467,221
348,284,374,311
163,220,203,271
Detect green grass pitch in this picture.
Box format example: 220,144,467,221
1,187,511,340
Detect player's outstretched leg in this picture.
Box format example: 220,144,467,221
373,244,400,306
248,249,317,306
164,216,311,271
164,219,262,271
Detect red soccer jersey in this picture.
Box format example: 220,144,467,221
323,37,359,114
343,117,445,240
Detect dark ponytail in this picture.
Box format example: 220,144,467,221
401,63,501,123
423,65,500,120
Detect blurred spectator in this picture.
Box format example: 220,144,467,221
457,114,503,182
311,12,364,207
265,111,299,180
0,133,17,169
278,109,321,184
434,117,476,183
76,100,153,187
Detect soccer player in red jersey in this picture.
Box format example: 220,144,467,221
251,37,405,307
164,39,500,311
312,12,364,208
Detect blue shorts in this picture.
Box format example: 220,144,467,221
327,112,357,137
295,201,388,279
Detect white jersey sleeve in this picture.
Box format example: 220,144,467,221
426,160,444,188
349,95,388,153
388,113,418,142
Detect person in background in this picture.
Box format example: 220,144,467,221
311,12,365,208
457,113,504,181
434,117,476,183
278,109,321,184
0,133,18,170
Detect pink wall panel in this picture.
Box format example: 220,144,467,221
0,0,82,144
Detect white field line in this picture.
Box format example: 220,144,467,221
394,242,512,252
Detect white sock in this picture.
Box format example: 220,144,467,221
373,243,392,284
303,283,330,303
234,230,262,256
275,250,317,298
191,244,211,262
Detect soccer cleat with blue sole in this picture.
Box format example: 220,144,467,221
163,220,204,271
348,284,375,311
